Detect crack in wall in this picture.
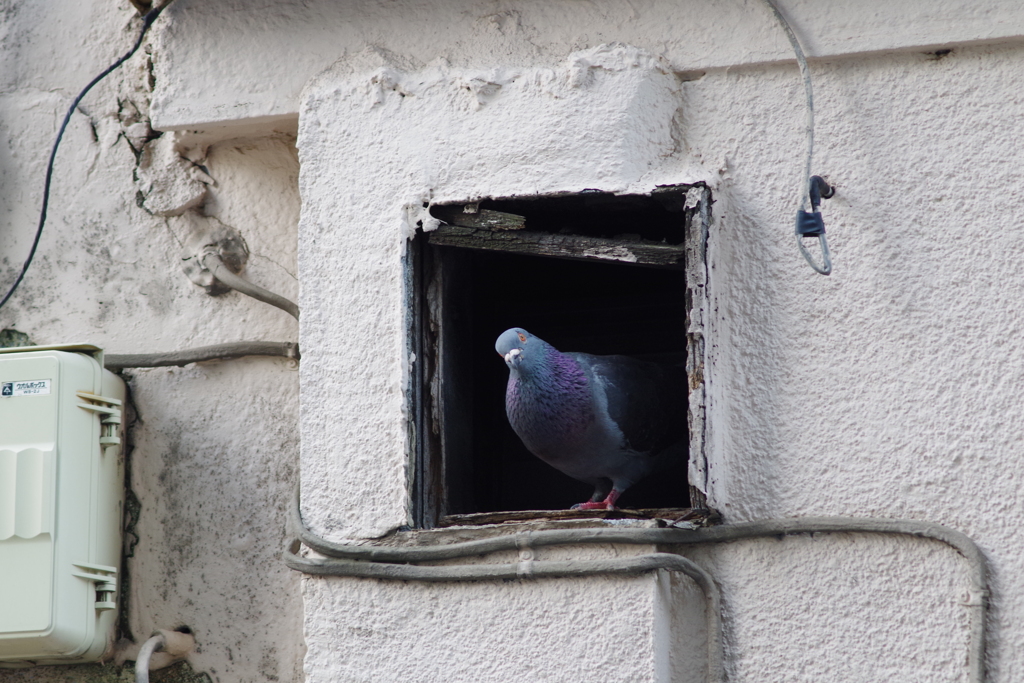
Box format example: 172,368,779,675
248,252,298,282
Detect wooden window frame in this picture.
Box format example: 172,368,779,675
406,185,711,528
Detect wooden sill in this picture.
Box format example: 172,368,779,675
438,507,719,528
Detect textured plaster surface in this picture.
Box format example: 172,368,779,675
295,43,711,681
8,1,1024,682
149,0,1024,130
680,536,970,681
297,43,686,540
688,41,1024,680
296,536,706,682
302,569,664,683
291,6,1023,680
125,359,303,683
0,2,303,681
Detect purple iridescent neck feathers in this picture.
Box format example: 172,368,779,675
502,333,594,459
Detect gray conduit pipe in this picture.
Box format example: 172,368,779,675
106,341,300,370
285,542,724,683
202,253,300,321
287,493,988,682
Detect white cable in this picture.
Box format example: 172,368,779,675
762,0,815,211
761,0,834,275
135,633,165,683
134,629,196,681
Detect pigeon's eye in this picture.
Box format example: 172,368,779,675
518,333,527,342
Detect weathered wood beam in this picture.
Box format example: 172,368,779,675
432,205,527,231
427,226,685,267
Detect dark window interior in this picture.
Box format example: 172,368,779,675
414,190,693,526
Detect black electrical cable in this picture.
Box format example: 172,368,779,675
0,3,171,311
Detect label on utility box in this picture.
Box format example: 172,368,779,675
1,379,51,397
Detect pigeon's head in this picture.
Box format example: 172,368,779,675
495,327,539,371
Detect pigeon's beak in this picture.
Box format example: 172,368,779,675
503,347,523,369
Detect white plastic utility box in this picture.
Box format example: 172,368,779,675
0,345,126,666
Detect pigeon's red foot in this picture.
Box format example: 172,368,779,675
573,500,615,510
571,489,621,511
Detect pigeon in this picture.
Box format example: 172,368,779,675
495,327,686,510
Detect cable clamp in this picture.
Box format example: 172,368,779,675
963,588,989,607
795,176,834,275
516,551,535,578
515,531,534,550
516,532,535,578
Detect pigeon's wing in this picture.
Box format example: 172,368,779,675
572,353,687,455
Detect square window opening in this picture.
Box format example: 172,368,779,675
409,187,708,528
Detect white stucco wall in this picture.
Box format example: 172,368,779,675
5,0,1024,681
689,41,1024,678
0,3,304,682
148,0,1024,131
298,42,686,539
294,42,709,683
288,13,1008,677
